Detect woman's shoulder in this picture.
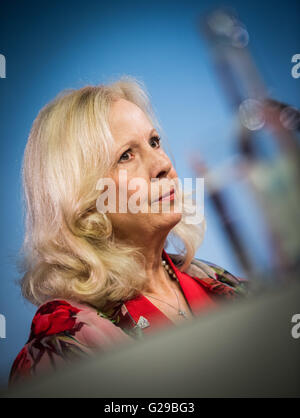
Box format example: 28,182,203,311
9,298,131,386
168,253,249,298
23,298,130,345
27,298,127,341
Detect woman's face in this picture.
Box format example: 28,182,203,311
103,98,182,245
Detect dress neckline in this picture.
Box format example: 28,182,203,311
121,249,217,334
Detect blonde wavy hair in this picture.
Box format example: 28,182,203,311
18,76,206,314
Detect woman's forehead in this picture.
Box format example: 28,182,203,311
109,99,153,139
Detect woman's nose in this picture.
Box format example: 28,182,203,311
149,153,172,180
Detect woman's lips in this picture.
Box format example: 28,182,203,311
158,188,175,202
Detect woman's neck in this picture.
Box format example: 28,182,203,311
143,263,176,296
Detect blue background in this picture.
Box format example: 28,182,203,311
0,0,299,386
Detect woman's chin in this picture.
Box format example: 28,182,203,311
151,209,182,228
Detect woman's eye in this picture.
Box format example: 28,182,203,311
118,149,132,163
118,136,160,164
150,136,161,147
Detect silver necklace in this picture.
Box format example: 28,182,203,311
144,259,189,320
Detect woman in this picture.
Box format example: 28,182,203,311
9,76,247,385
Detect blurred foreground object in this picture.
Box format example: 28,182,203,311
192,8,300,279
2,278,300,397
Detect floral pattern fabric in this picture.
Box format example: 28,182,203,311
9,300,131,385
9,251,248,386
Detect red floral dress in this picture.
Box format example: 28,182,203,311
9,250,248,385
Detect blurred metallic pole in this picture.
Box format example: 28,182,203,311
190,156,254,274
239,99,300,273
197,8,300,275
200,9,300,172
236,126,294,273
262,99,300,169
264,99,300,133
200,8,267,106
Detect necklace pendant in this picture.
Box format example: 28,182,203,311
135,316,150,329
178,310,188,319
